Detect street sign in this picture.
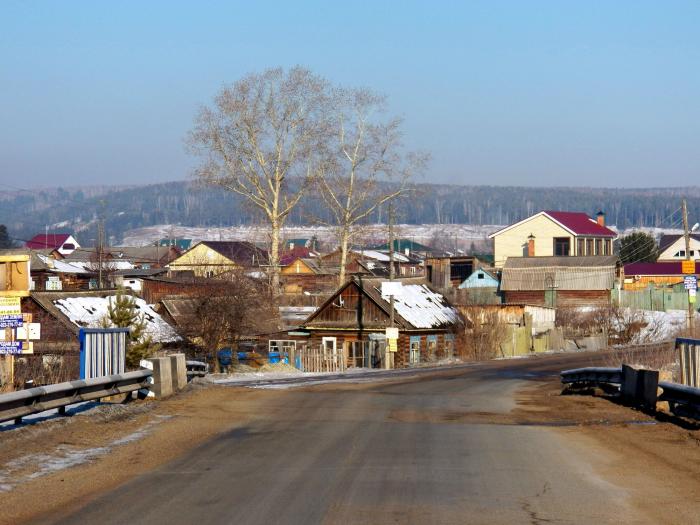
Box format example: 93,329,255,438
682,260,696,274
0,315,23,328
0,297,21,316
684,275,698,290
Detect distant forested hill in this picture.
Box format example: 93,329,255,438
1,181,698,246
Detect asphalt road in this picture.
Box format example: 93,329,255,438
44,355,652,525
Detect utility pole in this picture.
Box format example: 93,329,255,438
388,202,395,280
682,199,695,334
97,219,105,289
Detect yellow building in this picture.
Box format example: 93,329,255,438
167,241,267,277
489,210,617,268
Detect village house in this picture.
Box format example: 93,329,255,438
29,251,92,291
657,234,700,262
424,255,481,288
167,241,268,278
279,257,339,295
489,210,617,268
499,255,619,307
25,233,80,256
294,277,460,369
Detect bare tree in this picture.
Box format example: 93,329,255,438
188,67,330,294
317,88,428,286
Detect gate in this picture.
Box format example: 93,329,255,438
298,346,346,373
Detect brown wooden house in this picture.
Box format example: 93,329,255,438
296,277,461,369
499,255,619,307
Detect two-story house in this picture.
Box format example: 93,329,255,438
489,210,617,268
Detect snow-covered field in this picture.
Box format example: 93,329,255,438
120,223,502,247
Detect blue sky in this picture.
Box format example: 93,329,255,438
1,1,699,189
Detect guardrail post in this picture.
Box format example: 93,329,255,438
169,354,187,392
147,357,173,398
621,364,659,409
621,365,639,403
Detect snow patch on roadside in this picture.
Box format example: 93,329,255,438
0,415,171,493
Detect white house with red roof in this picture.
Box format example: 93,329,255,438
26,233,80,256
489,210,617,268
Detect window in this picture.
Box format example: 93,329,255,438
450,262,473,283
674,250,686,258
595,239,602,255
427,335,437,361
577,238,585,255
445,334,455,359
604,240,611,255
554,237,570,256
586,238,594,256
477,273,484,279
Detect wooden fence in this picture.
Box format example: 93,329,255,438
298,346,346,373
678,338,700,388
613,288,688,312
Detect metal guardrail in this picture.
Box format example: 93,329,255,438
658,381,700,418
560,367,622,388
0,369,153,425
186,360,208,379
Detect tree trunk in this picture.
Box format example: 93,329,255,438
270,217,281,295
338,225,351,286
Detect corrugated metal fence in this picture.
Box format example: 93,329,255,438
613,288,688,312
79,328,130,379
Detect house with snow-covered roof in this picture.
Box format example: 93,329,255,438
295,277,460,369
488,210,617,268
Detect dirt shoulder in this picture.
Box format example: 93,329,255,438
516,379,700,524
0,383,286,525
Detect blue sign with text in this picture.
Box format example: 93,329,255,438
0,315,24,329
0,341,23,354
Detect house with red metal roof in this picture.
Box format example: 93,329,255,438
25,233,80,256
489,210,617,268
622,261,691,290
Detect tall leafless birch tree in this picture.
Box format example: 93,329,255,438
318,88,428,285
188,67,329,293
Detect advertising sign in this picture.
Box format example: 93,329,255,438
0,315,23,328
388,339,398,352
681,260,696,275
684,276,698,290
0,341,23,355
385,327,399,339
0,297,21,316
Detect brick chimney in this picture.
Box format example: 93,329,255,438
596,210,606,227
527,233,536,257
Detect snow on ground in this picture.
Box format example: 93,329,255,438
0,415,170,493
624,308,695,343
53,295,181,343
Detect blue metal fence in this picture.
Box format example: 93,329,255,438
79,328,130,379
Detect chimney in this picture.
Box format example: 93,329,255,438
596,210,606,227
527,233,536,257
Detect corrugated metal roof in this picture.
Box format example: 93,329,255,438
543,211,617,237
500,266,616,291
505,256,618,268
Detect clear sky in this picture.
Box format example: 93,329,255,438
1,1,699,189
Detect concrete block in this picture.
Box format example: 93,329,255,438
621,364,638,402
147,357,173,398
622,364,659,408
169,353,187,391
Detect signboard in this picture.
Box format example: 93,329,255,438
685,276,698,291
0,315,23,328
0,297,21,316
682,260,696,275
690,289,697,304
381,281,403,298
385,327,399,340
388,339,397,352
16,323,41,340
0,341,23,355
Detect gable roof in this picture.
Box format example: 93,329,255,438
303,277,459,330
489,211,617,239
658,234,700,253
183,241,269,266
26,233,76,250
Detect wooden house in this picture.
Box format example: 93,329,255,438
500,255,618,307
424,255,480,289
167,241,268,278
458,267,499,289
279,257,339,295
488,210,617,268
296,277,460,369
